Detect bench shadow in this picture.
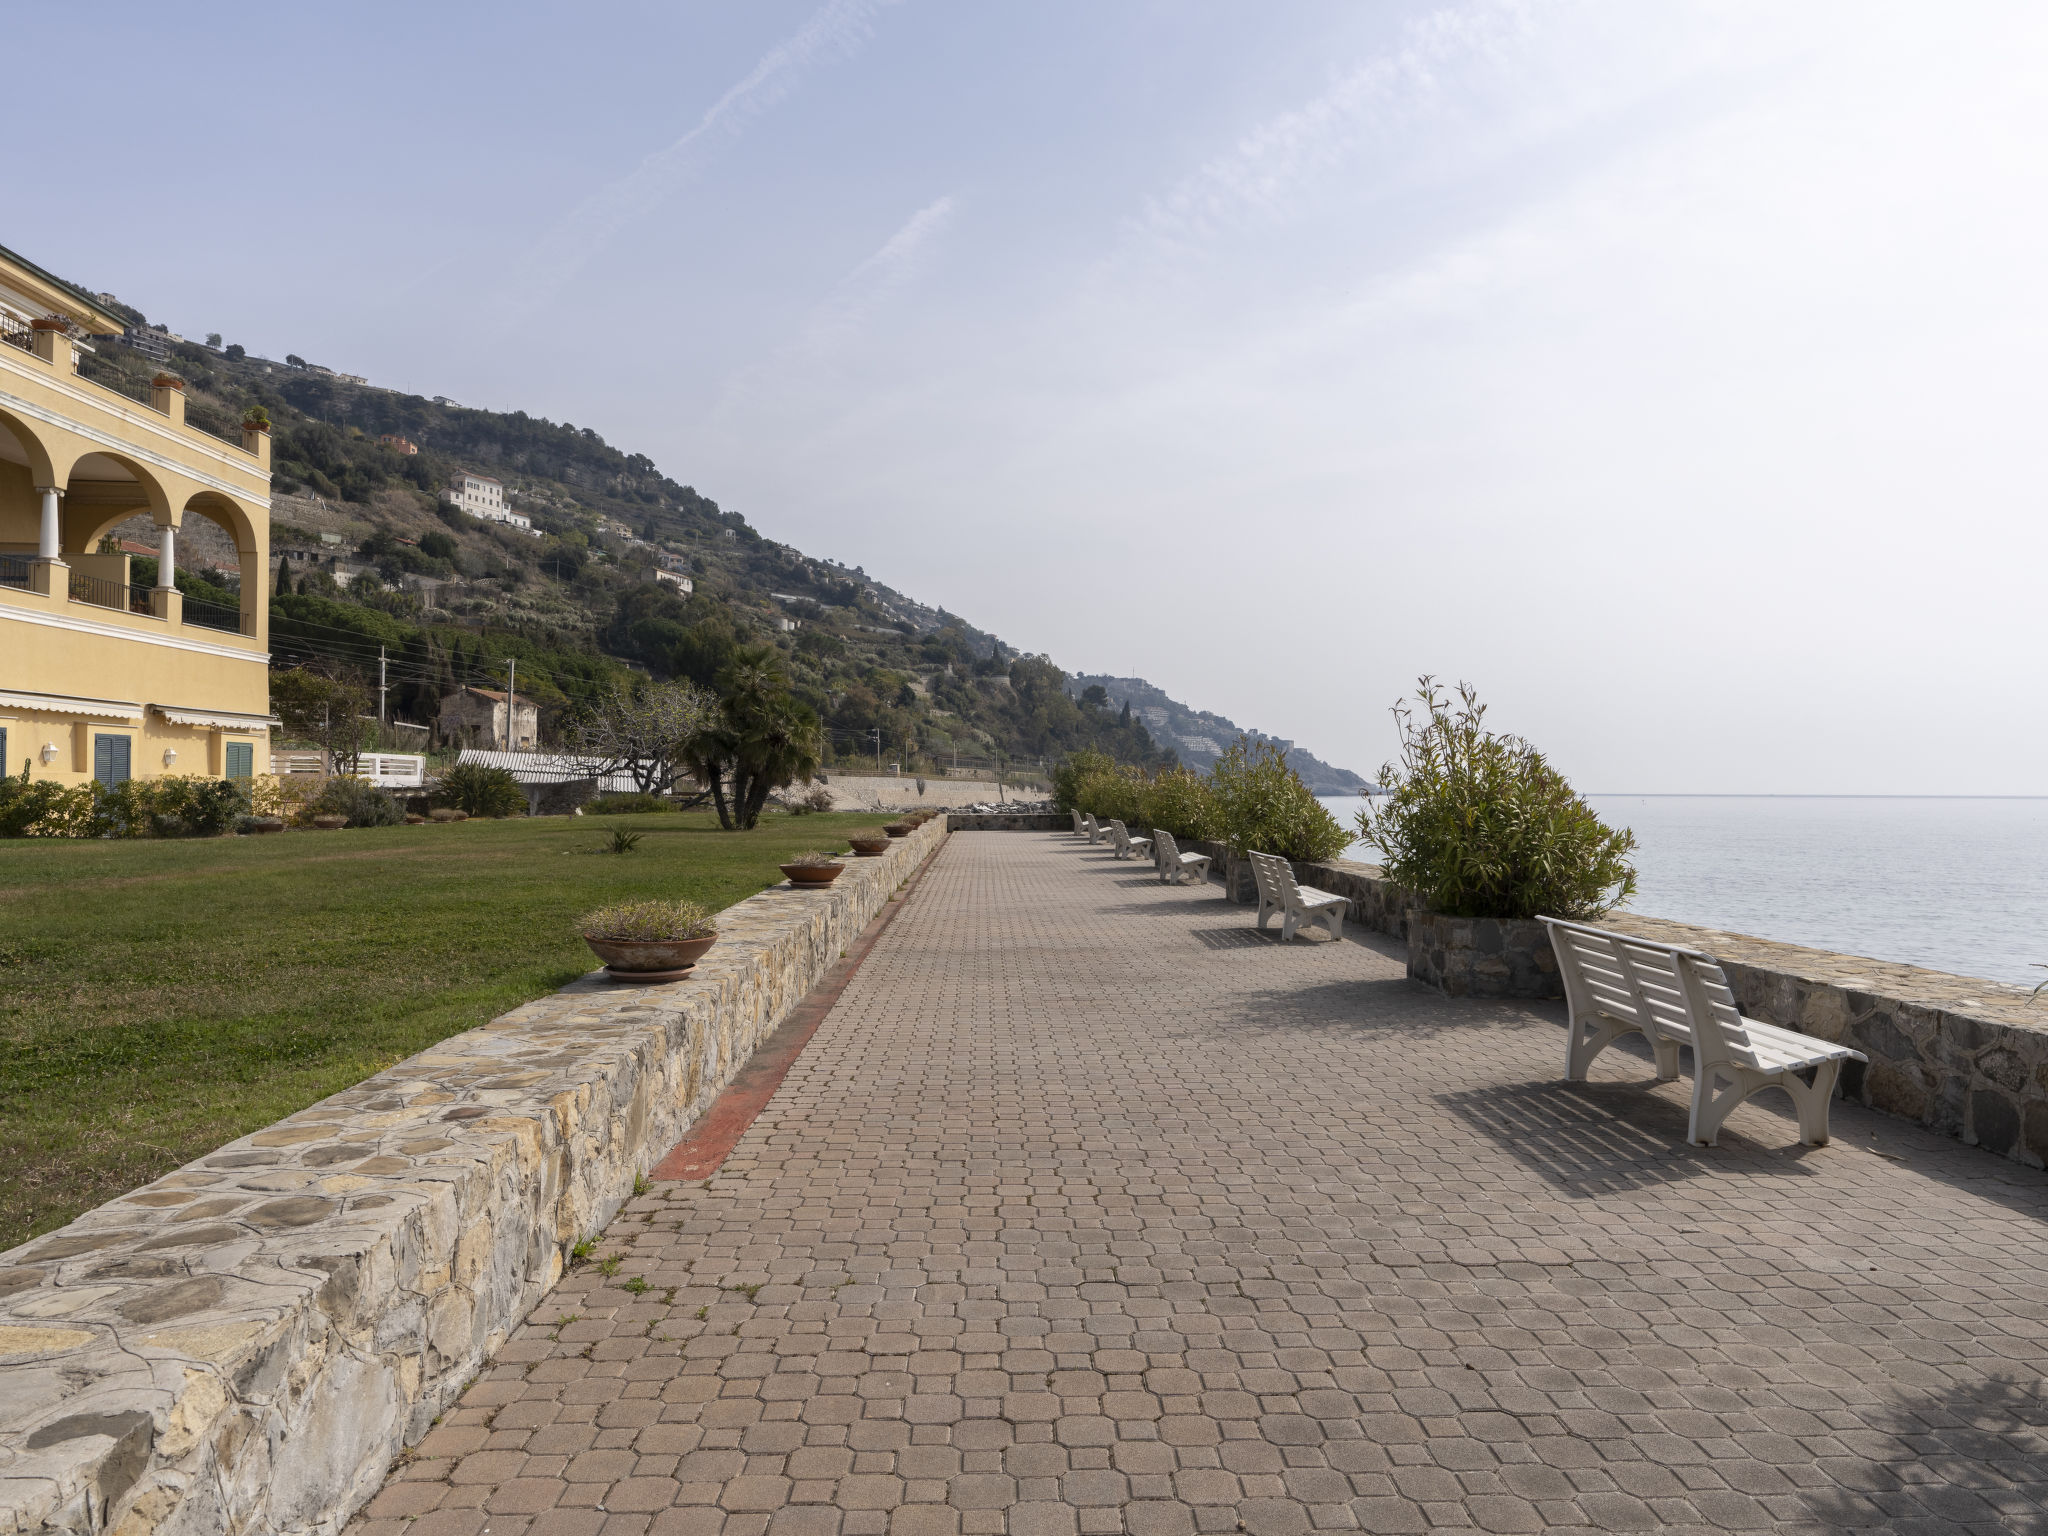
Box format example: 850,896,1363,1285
1436,1076,1825,1195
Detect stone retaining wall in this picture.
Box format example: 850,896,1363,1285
945,812,1068,832
0,818,949,1536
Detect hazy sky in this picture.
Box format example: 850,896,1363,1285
18,2,2047,792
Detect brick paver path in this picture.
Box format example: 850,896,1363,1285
352,833,2048,1536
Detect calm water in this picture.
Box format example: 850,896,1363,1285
1318,794,2048,987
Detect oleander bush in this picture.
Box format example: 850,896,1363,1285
1140,766,1220,842
1209,736,1349,863
437,763,527,819
0,765,98,838
0,767,252,838
308,776,406,828
1359,678,1636,920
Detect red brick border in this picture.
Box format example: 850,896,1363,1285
649,841,943,1181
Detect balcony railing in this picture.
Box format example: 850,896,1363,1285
182,594,248,634
0,315,31,355
74,350,153,405
67,571,154,614
0,553,30,590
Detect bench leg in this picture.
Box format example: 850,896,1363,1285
1565,1013,1629,1081
1281,910,1300,942
1650,1035,1682,1083
1317,907,1343,941
1787,1060,1843,1146
1688,1064,1752,1147
1256,900,1277,931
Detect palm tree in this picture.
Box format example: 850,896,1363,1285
685,647,823,829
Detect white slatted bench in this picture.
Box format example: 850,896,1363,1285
1151,829,1212,886
1107,819,1152,861
1542,916,1867,1147
1083,813,1110,844
1248,850,1346,941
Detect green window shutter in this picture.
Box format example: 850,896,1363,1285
94,734,131,788
225,741,254,779
0,728,8,777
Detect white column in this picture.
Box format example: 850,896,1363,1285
36,487,60,560
157,523,177,589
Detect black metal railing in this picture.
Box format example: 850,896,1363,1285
182,594,246,633
0,553,30,590
0,314,31,355
184,406,244,446
129,582,158,615
68,570,129,609
73,350,153,405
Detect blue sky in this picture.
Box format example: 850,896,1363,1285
16,2,2048,791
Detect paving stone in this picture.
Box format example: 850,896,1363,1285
344,833,2048,1536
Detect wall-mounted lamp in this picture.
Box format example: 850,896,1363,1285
39,742,58,765
162,747,179,767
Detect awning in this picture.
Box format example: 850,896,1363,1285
0,690,143,720
151,705,281,732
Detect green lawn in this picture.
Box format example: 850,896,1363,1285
0,811,881,1250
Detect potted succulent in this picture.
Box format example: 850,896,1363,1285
243,406,271,433
580,899,718,981
847,828,891,857
779,851,846,886
429,807,468,822
882,820,913,838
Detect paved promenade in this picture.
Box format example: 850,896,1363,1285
351,832,2048,1536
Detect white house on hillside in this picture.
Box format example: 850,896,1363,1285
655,570,693,595
445,471,532,531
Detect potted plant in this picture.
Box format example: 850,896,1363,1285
243,406,271,433
847,829,891,857
310,812,349,830
882,820,913,838
1361,679,1636,1000
780,851,846,885
580,899,718,981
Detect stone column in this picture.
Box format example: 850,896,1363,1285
150,522,183,623
28,487,66,596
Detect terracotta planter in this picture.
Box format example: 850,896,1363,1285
883,824,911,838
241,816,285,835
781,863,846,885
848,837,889,857
583,933,717,982
405,813,427,825
310,813,348,830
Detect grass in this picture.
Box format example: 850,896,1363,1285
0,810,873,1250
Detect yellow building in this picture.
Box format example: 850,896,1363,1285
0,244,273,786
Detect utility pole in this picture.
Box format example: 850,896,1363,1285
504,658,517,749
873,728,882,774
378,646,389,732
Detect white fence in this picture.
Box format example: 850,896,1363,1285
267,752,426,788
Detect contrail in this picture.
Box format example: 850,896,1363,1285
496,0,902,318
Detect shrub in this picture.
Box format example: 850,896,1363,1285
437,763,526,818
1052,750,1114,813
1072,762,1146,826
111,777,249,837
586,791,670,815
1140,766,1219,841
580,899,717,942
0,764,97,837
1360,679,1636,920
309,776,405,828
1209,735,1349,863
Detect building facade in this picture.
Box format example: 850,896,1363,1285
445,470,530,530
0,244,274,787
437,686,537,749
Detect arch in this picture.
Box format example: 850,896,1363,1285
180,490,259,555
0,405,59,486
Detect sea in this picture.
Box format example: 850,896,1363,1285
1316,793,2048,989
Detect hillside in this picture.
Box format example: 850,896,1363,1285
82,305,1360,785
1069,675,1369,794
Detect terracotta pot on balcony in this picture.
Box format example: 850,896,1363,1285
151,374,184,391
29,318,66,332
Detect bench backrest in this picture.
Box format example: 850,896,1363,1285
1670,951,1763,1070
1072,808,1085,834
1154,828,1179,862
1541,917,1695,1046
1249,850,1307,907
1108,819,1134,850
